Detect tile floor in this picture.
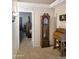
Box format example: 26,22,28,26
16,36,66,59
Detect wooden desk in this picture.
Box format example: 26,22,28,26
53,32,63,49
53,28,66,56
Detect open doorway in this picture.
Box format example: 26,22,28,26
19,12,32,48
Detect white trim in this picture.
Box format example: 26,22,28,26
17,2,50,8
49,0,65,8
17,0,65,8
18,11,35,48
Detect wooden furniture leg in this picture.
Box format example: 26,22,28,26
60,41,66,56
53,38,56,49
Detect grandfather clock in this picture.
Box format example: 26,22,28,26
41,13,50,48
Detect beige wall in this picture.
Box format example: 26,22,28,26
54,0,66,28
17,2,56,47
33,8,55,47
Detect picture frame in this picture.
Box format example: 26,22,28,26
59,14,66,21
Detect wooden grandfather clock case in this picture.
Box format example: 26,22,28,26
41,13,50,48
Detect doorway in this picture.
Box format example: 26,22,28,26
19,12,32,48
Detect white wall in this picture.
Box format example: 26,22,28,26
54,0,66,28
12,0,19,59
17,2,56,47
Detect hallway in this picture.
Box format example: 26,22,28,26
20,34,32,48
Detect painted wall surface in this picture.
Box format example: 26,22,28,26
19,12,32,28
17,2,56,47
54,0,66,28
12,0,19,59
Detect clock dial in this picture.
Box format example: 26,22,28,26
44,18,48,24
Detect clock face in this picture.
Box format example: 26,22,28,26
44,18,48,24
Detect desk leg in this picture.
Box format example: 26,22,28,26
60,42,65,56
53,38,56,49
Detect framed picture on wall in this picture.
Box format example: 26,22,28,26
59,14,66,21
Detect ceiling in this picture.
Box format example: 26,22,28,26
18,0,55,4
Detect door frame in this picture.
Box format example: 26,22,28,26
18,11,35,48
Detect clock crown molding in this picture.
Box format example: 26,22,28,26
42,13,50,19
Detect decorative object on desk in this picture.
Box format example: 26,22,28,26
41,13,50,48
59,14,66,21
